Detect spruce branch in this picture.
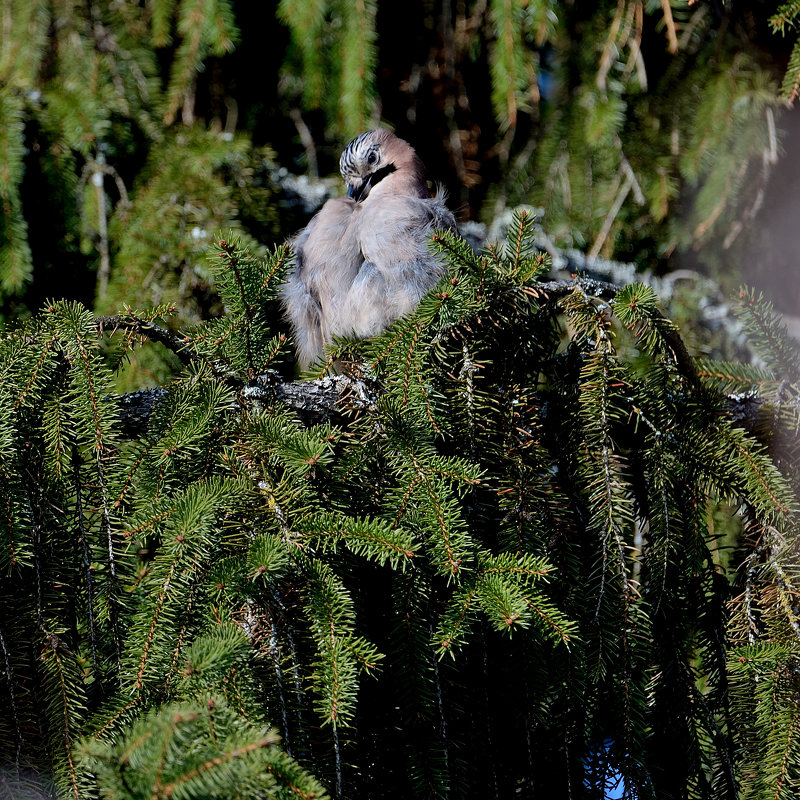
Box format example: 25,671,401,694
94,314,196,367
535,278,700,382
104,278,764,443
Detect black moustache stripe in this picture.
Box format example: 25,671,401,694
368,163,396,188
354,163,397,203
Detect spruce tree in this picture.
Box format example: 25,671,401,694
0,215,797,799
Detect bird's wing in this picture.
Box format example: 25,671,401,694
346,195,457,335
282,197,361,367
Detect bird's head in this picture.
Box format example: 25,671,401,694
339,129,426,202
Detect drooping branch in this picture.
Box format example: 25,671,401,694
535,278,699,383
104,278,763,439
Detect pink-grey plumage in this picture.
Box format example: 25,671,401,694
282,129,457,368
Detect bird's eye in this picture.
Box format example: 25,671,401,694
367,151,378,165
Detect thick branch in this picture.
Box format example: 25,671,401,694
538,277,619,301
250,374,378,426
100,280,758,439
113,364,762,442
116,388,167,438
114,375,377,437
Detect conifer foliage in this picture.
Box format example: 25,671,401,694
0,216,798,799
2,0,796,327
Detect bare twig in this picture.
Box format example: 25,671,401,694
290,109,319,179
588,147,644,258
661,0,679,53
94,315,196,367
93,155,111,302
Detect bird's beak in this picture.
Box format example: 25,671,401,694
347,179,370,202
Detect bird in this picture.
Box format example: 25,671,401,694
282,128,457,368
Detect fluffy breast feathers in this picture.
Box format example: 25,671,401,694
282,129,457,368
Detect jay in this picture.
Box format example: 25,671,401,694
282,129,457,368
